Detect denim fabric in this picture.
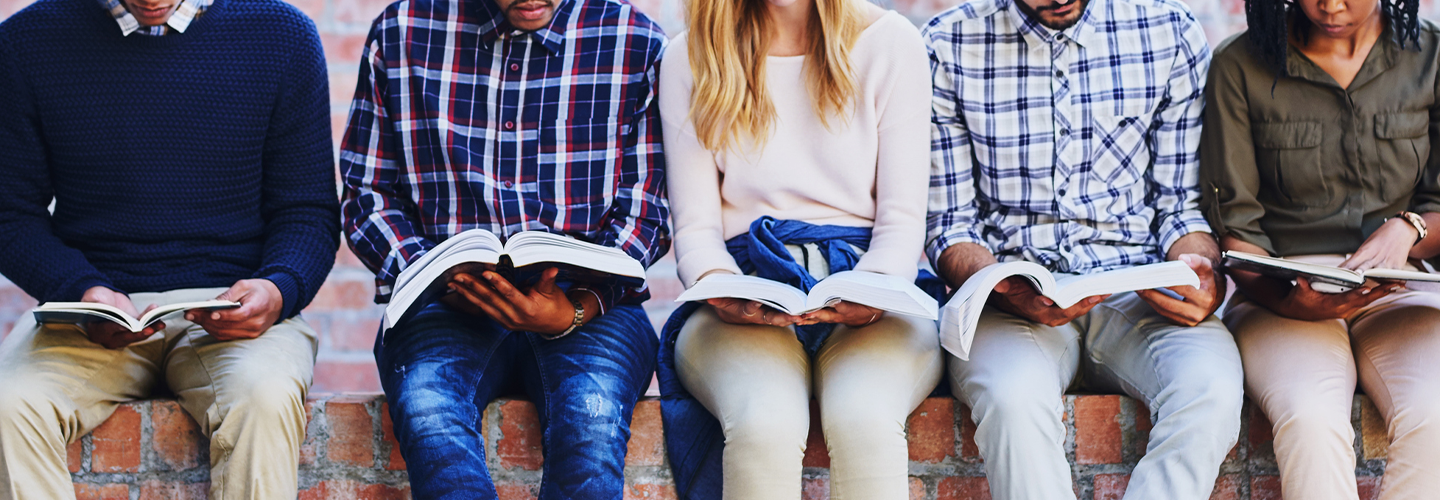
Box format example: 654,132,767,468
378,299,659,500
658,216,946,499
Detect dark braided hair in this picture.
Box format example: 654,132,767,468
1244,0,1421,78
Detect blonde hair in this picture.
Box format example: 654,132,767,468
685,0,865,152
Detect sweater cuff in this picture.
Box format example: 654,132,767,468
260,271,302,321
58,275,118,304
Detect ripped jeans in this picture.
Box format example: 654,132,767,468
377,299,659,500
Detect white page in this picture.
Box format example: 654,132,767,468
938,261,1054,360
385,231,505,329
502,231,646,279
1050,261,1199,308
674,274,809,315
805,271,939,319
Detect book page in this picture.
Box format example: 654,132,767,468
1221,251,1364,288
1050,261,1199,308
385,230,505,330
1363,268,1440,283
805,271,939,319
503,231,646,280
938,261,1054,360
673,274,809,315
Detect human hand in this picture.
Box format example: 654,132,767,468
991,276,1107,327
706,298,802,327
799,301,884,327
81,286,163,349
1274,277,1400,321
1136,254,1223,326
449,268,577,336
1341,218,1418,272
186,279,284,341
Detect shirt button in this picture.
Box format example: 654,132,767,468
510,63,520,71
1058,188,1067,196
504,121,515,130
1054,69,1063,78
502,180,514,188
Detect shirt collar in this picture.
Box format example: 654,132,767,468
1285,29,1397,90
98,0,210,36
1006,0,1103,50
475,0,576,53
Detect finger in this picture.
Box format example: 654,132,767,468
454,278,514,320
531,268,562,296
1180,254,1215,279
993,278,1013,294
483,272,526,301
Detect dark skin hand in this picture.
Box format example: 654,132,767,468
81,286,164,349
447,267,600,336
184,279,285,341
1223,235,1406,321
699,271,884,328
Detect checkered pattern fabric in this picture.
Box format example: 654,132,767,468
339,0,670,303
924,0,1211,273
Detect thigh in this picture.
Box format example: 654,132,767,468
375,300,519,428
520,305,659,428
1083,293,1242,410
1224,296,1355,413
814,313,942,415
949,306,1080,408
674,306,811,428
1349,290,1440,422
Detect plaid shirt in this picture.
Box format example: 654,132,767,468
340,0,670,304
923,0,1212,274
98,0,209,36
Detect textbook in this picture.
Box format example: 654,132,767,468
33,300,240,333
384,230,647,330
1221,251,1440,293
939,261,1200,360
673,270,940,319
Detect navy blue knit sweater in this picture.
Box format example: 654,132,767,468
0,0,339,319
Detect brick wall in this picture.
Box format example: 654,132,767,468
63,394,1393,500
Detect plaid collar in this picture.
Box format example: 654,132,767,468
98,0,211,36
473,0,575,53
1005,0,1102,49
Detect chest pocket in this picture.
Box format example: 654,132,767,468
1374,111,1430,202
1254,121,1328,208
1087,112,1149,188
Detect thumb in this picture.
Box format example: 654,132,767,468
534,268,562,296
993,279,1012,294
212,284,256,320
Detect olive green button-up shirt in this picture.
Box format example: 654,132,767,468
1200,24,1440,256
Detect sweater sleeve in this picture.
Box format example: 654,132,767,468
852,17,933,279
0,33,116,303
253,19,341,319
660,35,746,287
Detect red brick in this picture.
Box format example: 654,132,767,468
1248,409,1276,462
907,397,956,463
335,247,368,270
1209,474,1241,500
1250,475,1282,500
496,400,544,470
624,483,678,500
1093,473,1129,500
625,399,665,466
331,0,394,25
151,401,203,470
74,484,129,500
496,481,540,500
326,397,375,467
332,111,350,151
307,279,377,312
285,0,325,22
67,438,83,473
936,476,991,500
313,360,382,393
379,403,407,471
959,405,981,461
301,399,320,465
91,405,141,473
802,400,830,468
138,481,208,500
300,480,409,500
909,477,926,499
326,315,383,352
322,33,372,72
1358,476,1381,500
801,478,829,500
1073,395,1123,464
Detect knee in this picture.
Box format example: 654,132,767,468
958,373,1062,428
1386,400,1440,441
818,400,906,448
722,404,810,454
226,376,307,429
0,379,59,428
1159,367,1245,439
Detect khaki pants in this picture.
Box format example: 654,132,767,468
1225,255,1440,500
0,287,317,500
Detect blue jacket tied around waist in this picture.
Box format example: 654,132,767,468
657,216,946,499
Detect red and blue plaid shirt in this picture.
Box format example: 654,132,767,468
340,0,670,305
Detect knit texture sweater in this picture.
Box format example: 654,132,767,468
0,0,339,319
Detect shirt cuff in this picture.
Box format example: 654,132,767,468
676,247,744,288
1156,210,1213,257
925,228,988,271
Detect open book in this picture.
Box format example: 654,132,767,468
674,270,939,319
1221,251,1440,293
940,261,1200,360
384,230,647,330
33,300,240,333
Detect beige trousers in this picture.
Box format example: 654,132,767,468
1225,256,1440,500
0,287,317,500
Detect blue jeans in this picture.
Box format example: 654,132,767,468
377,299,658,500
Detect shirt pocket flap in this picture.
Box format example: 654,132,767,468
1254,121,1322,149
1375,112,1430,139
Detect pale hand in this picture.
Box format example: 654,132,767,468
449,267,575,336
186,279,284,341
1135,254,1222,327
707,298,802,327
1341,218,1417,273
81,286,162,349
800,301,884,327
991,277,1108,327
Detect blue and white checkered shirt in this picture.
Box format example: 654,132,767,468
98,0,209,36
923,0,1212,274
